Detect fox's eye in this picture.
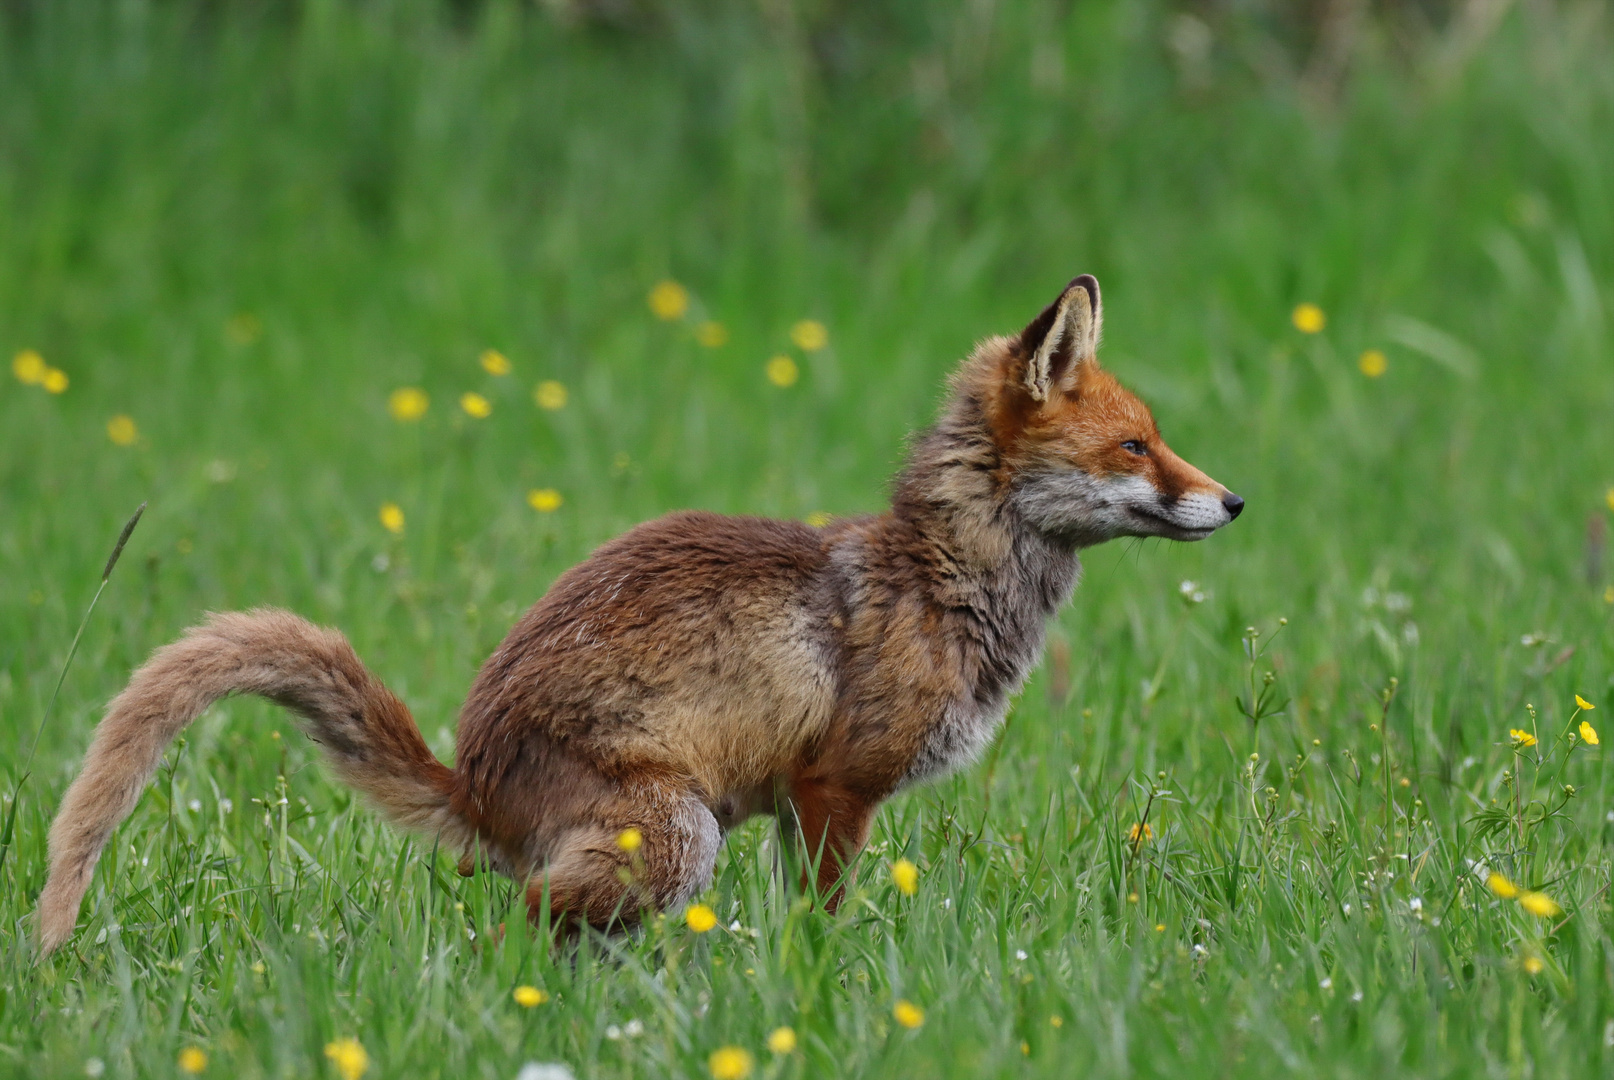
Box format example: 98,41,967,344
1121,440,1148,456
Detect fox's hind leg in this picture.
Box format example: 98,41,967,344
525,777,721,933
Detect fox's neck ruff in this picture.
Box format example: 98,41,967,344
889,381,1081,709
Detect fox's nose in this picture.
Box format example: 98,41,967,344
1222,492,1245,519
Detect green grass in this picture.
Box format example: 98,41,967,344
3,1,1614,1076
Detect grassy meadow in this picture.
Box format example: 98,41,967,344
3,1,1614,1076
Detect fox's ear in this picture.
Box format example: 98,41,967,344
1017,274,1102,402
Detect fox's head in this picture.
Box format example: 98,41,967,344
969,275,1242,548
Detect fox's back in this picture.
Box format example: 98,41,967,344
455,511,842,799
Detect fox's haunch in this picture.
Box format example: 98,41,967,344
35,608,460,955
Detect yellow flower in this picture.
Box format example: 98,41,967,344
1522,955,1544,975
106,415,138,446
891,858,919,896
1576,695,1596,712
1487,872,1519,899
696,321,728,347
1580,720,1599,746
1358,349,1387,378
804,511,832,528
790,320,828,351
480,349,512,376
1127,822,1153,843
649,280,690,321
1292,303,1326,334
388,387,429,421
177,1047,208,1073
617,827,643,852
225,312,262,345
379,503,405,535
1509,728,1536,748
707,1046,753,1079
765,356,798,388
685,903,717,933
534,380,568,410
766,1027,797,1054
1154,923,1166,932
1048,1015,1064,1028
892,1000,924,1029
42,367,69,393
1519,891,1562,918
512,985,550,1007
323,1038,369,1080
11,349,46,385
527,488,563,513
460,391,492,418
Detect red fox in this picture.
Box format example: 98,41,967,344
36,275,1241,954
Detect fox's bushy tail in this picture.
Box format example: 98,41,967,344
36,608,463,955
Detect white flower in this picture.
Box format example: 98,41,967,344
604,1025,622,1041
623,1019,644,1038
1015,950,1028,961
942,897,952,910
84,1060,105,1078
1191,944,1207,957
1342,903,1351,915
516,1066,577,1080
1350,990,1364,1003
730,920,742,932
219,798,233,813
1319,978,1332,990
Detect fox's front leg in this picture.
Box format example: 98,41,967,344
784,775,877,911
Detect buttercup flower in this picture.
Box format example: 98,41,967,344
707,1046,753,1079
480,349,512,376
513,985,550,1007
379,503,405,535
1519,891,1562,918
1486,872,1519,899
534,380,568,410
617,827,643,852
1576,695,1596,712
1292,303,1326,334
226,313,262,345
1580,720,1599,746
12,349,45,384
649,280,689,321
697,321,728,348
1522,955,1545,975
790,320,828,351
1358,349,1387,378
527,488,563,513
685,903,718,933
892,1000,924,1029
388,387,429,421
42,367,69,393
324,1038,369,1080
177,1047,207,1073
1508,729,1536,748
891,858,919,896
1128,822,1154,843
106,415,138,446
765,356,799,388
461,392,492,418
766,1027,797,1054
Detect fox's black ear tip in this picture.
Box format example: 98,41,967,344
1065,274,1100,307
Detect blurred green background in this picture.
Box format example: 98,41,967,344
2,1,1613,1077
